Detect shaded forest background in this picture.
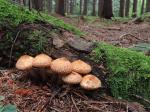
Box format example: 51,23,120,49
12,0,150,19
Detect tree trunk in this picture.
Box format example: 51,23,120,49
120,0,125,17
92,0,97,16
101,0,113,19
141,0,145,14
31,0,43,11
64,0,70,14
70,0,74,14
146,0,150,12
125,0,130,17
132,0,138,17
18,0,24,5
47,0,53,13
29,0,32,10
80,0,83,15
98,0,104,17
56,0,65,16
83,0,88,15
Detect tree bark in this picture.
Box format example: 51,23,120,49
56,0,65,16
101,0,113,19
92,0,97,16
132,0,138,17
98,0,104,17
47,0,53,13
141,0,145,14
80,0,83,15
120,0,125,17
146,0,150,12
83,0,88,15
70,0,74,14
31,0,43,11
125,0,130,17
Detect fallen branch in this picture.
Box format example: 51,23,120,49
38,88,61,112
103,27,121,31
131,94,150,105
71,94,80,112
119,33,140,41
8,30,21,67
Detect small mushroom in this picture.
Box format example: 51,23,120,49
32,53,52,81
16,55,34,80
50,57,72,75
80,74,101,90
16,55,33,70
62,72,82,84
32,53,52,68
72,60,92,74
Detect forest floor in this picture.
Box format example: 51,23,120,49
0,15,150,112
0,69,147,112
59,16,150,48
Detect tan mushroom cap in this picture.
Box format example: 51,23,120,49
16,55,34,70
62,72,82,84
72,60,92,74
50,57,72,75
32,54,52,68
80,74,101,90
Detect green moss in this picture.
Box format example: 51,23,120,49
0,0,84,36
92,42,150,101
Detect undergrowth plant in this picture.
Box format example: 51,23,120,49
92,42,150,102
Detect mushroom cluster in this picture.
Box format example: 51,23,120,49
16,54,101,90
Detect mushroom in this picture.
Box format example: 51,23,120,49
32,53,52,68
62,72,82,84
50,57,72,75
72,60,92,74
80,74,101,90
16,55,34,79
32,53,52,81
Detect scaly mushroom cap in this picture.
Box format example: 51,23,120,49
16,55,34,70
62,72,82,84
50,57,72,75
72,60,92,74
32,54,52,68
80,74,101,90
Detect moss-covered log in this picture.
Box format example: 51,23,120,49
92,43,150,105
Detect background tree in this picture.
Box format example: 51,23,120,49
80,0,83,15
132,0,138,17
120,0,125,17
101,0,113,19
83,0,88,15
56,0,65,16
47,0,53,13
92,0,97,16
125,0,130,17
98,0,104,17
70,0,75,14
146,0,150,12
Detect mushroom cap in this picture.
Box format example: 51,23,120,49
16,55,34,70
72,60,92,74
80,74,101,90
32,54,52,68
50,57,72,75
62,72,82,84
